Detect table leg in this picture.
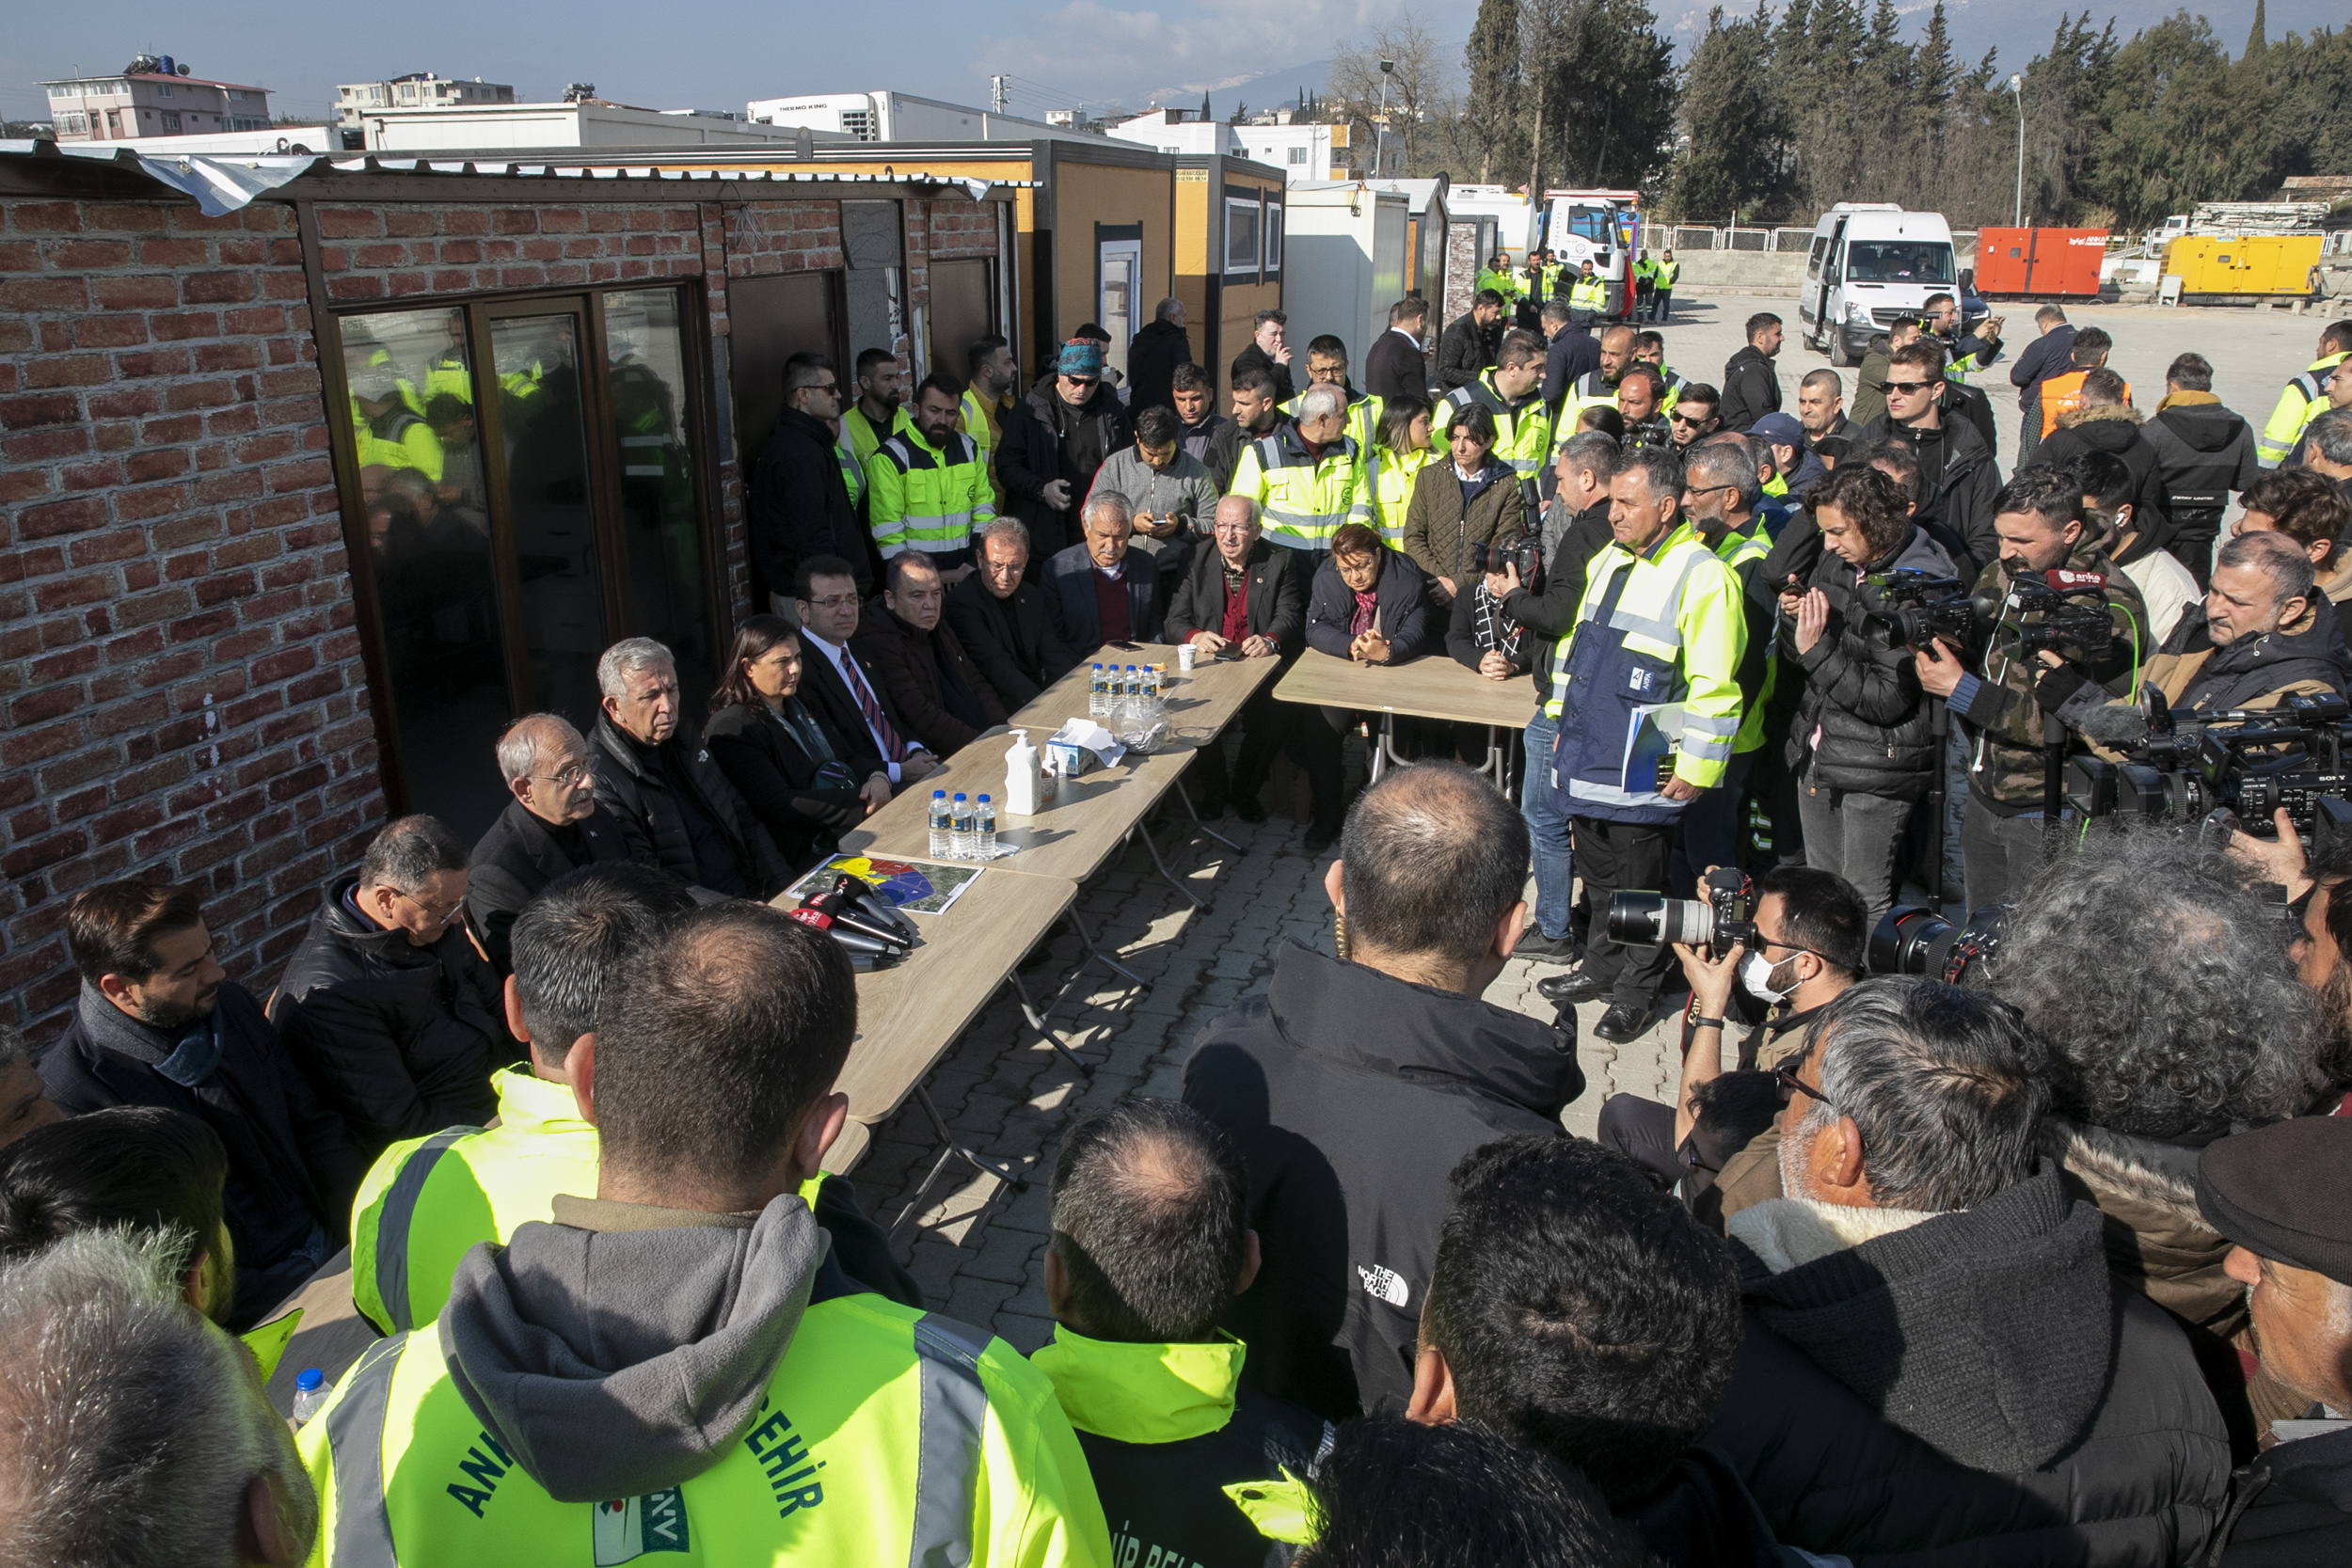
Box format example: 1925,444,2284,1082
1067,905,1151,989
1171,769,1242,852
890,1084,1031,1237
1375,712,1413,783
1009,970,1092,1078
1134,819,1208,911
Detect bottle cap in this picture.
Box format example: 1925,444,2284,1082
977,794,991,803
953,792,967,800
295,1369,324,1392
932,789,946,798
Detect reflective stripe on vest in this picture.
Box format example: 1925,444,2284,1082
2259,354,2345,464
909,1314,990,1568
868,432,992,556
326,1334,408,1568
1446,376,1553,477
1239,433,1361,549
1569,277,1605,314
371,1127,477,1334
620,433,669,478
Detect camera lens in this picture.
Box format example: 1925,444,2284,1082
1867,904,1952,975
1607,892,1712,948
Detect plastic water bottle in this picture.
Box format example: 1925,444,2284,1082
974,794,996,859
1089,663,1108,717
950,792,975,859
1124,664,1140,699
928,790,951,858
290,1368,329,1427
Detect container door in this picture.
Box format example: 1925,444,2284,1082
1098,232,1144,378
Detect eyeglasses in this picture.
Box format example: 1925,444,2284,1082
805,381,841,397
1771,1057,1838,1112
1669,411,1713,426
801,593,860,610
1063,375,1100,388
393,887,466,923
1883,380,1938,395
531,763,592,787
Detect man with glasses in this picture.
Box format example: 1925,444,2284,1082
466,713,631,974
1166,496,1306,820
1855,340,2001,580
791,556,942,790
1001,339,1135,558
273,815,512,1156
1665,383,1721,451
749,351,873,610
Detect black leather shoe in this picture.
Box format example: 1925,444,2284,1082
1513,930,1580,961
1536,968,1607,1006
1233,797,1268,825
1195,792,1227,821
1593,1000,1650,1043
1303,821,1341,855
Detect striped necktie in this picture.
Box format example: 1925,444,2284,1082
838,649,910,762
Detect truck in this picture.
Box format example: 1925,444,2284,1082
1540,188,1643,318
1796,204,1959,367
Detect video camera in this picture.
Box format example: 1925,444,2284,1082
786,872,920,968
1867,903,2009,986
1469,537,1542,587
1607,867,1756,959
1858,570,1978,654
2003,569,2115,664
2066,690,2352,841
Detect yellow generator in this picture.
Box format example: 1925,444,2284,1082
2163,234,2321,301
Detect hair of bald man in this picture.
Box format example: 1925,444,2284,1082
2218,528,2318,608
1297,381,1349,423
1214,494,1260,527
1338,761,1530,969
1599,325,1636,351
495,712,585,785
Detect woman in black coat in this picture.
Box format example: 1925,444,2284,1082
703,615,890,874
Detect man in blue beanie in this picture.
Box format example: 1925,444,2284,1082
1001,338,1135,559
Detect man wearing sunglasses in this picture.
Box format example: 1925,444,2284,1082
1000,338,1135,558
1853,340,2001,580
1665,383,1720,451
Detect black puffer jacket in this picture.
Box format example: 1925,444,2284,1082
1183,942,1583,1423
999,377,1133,558
2037,404,2173,545
1719,344,1781,433
2143,396,2261,550
1786,526,1958,801
1125,317,1193,413
1853,411,2002,581
2203,1425,2352,1565
589,714,790,898
270,881,508,1154
1705,1171,2232,1566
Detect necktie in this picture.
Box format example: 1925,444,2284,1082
838,650,910,762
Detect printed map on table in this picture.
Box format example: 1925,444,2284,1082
784,855,982,916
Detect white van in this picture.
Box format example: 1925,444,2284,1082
1797,204,1960,367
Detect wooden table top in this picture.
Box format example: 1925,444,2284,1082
1273,646,1535,729
836,642,1279,885
772,862,1079,1155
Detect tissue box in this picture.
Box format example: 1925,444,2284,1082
1044,738,1096,778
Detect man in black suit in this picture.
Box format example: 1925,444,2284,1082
944,517,1078,707
1231,309,1295,406
1363,298,1432,402
790,554,942,795
1165,496,1307,819
468,712,632,972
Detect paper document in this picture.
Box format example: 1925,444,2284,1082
784,855,983,915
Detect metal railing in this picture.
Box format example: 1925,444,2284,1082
1651,223,1982,258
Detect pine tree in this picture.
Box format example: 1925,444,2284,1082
1462,0,1526,182
1664,6,1787,217
2244,0,2267,58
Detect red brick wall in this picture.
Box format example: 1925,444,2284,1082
0,197,374,1037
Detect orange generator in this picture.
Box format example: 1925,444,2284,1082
1974,228,2108,298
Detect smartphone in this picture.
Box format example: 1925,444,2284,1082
1213,643,1245,662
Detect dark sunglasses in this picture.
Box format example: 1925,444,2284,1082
1063,374,1101,388
1771,1058,1838,1111
1883,379,1938,395
1669,410,1714,426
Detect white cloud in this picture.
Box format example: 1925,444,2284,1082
973,0,1422,106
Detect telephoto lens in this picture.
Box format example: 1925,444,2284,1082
1606,891,1715,949
1867,904,2009,985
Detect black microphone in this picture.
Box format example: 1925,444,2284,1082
2076,703,2150,749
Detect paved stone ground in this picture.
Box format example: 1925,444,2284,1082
842,739,1680,1353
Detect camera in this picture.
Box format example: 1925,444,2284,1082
1867,903,2009,985
2001,569,2114,664
2067,691,2352,841
1858,570,1976,653
1469,538,1542,585
1607,867,1756,958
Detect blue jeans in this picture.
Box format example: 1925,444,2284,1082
1520,710,1573,940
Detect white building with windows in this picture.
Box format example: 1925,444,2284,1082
1105,108,1347,182
743,90,1104,147
337,74,516,131
40,55,271,142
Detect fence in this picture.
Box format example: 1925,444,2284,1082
1652,223,1982,257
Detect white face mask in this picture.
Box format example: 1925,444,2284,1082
1740,950,1796,1004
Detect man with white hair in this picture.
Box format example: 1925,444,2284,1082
465,712,632,973
587,637,788,899
1227,380,1371,557
1042,492,1165,647
0,1231,319,1568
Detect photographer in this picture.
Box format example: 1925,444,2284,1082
1596,863,1865,1191
2144,530,2349,718
1915,467,2150,911
1782,464,1958,924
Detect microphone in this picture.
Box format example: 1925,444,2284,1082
2075,703,2150,748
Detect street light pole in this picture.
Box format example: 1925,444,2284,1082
2009,74,2026,228
1374,58,1394,179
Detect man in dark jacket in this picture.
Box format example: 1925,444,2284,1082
1230,309,1295,406
999,339,1133,559
944,518,1078,707
2194,1117,2352,1565
2144,353,2263,587
2009,306,2078,464
1538,298,1601,412
1167,496,1307,820
2146,531,2351,718
1718,312,1784,433
1184,763,1582,1421
467,713,632,974
792,555,943,793
588,637,790,899
748,352,872,608
47,880,365,1327
1170,363,1230,475
1781,464,1956,924
1032,1099,1331,1568
1202,367,1286,495
271,815,510,1156
850,553,1009,758
1854,340,2002,579
1126,297,1193,415
1044,494,1163,649
1362,297,1431,402
2037,370,2169,531
1409,1134,1802,1568
1435,291,1505,395
1706,978,2232,1566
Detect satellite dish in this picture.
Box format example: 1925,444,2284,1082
178,63,192,76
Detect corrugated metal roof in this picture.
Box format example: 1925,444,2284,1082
0,141,1034,216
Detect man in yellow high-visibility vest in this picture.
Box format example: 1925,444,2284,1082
2260,321,2352,467
961,334,1018,506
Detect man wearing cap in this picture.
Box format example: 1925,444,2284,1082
1000,339,1135,560
2197,1117,2352,1560
1750,412,1827,503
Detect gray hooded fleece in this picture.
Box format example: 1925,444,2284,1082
438,1192,824,1503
